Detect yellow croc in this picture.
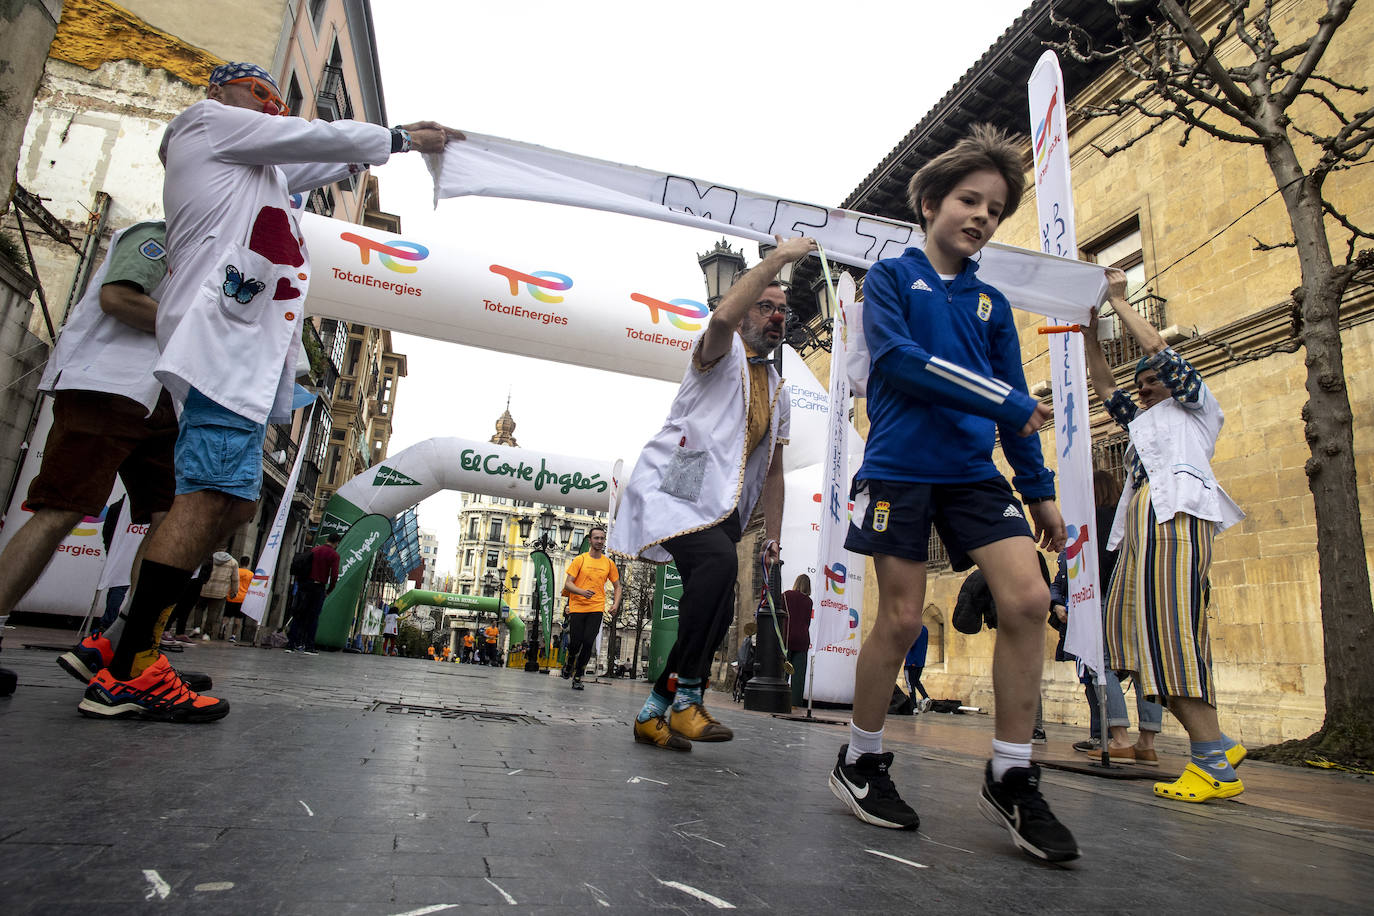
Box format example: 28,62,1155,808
668,702,734,742
1153,763,1244,803
1226,743,1247,768
633,715,691,751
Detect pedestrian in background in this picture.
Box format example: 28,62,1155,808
784,574,813,708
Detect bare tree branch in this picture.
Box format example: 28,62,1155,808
1250,233,1297,251
1322,199,1374,262
1276,0,1357,109
1157,0,1263,129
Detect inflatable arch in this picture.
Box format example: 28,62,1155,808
312,435,620,648
391,590,525,645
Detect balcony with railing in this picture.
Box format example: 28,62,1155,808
316,64,354,122
1100,292,1168,370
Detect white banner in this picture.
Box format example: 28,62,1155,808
0,398,109,615
241,403,315,623
427,132,1108,323
806,274,862,704
1029,51,1104,675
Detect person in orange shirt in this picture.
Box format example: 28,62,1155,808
483,623,499,666
560,526,621,690
461,631,475,663
221,555,253,643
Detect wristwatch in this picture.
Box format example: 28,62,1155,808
1025,495,1055,505
389,126,412,153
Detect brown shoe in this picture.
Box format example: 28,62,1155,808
668,702,734,742
1132,745,1160,766
1107,744,1137,762
633,715,691,751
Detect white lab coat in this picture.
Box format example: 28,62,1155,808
610,334,789,563
156,100,392,423
39,223,166,411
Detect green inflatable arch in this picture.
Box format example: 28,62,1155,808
392,589,525,643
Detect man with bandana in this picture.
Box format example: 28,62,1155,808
609,235,814,750
79,62,460,722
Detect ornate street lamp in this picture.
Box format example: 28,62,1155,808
517,508,563,672
696,238,746,310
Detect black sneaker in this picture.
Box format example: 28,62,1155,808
828,744,919,830
978,762,1080,862
1032,726,1048,745
1072,738,1100,753
571,678,584,691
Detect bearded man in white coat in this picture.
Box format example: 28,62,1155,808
80,62,460,723
610,234,815,751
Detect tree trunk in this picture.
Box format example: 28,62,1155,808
1264,136,1374,764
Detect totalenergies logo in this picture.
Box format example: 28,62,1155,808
340,232,430,274
1064,522,1090,578
630,293,709,331
1033,85,1059,173
22,499,104,537
823,561,846,596
489,264,573,304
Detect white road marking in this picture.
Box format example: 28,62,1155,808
583,882,611,907
626,775,669,785
142,869,171,900
672,818,703,827
918,834,976,855
389,906,459,916
656,879,735,909
865,848,928,869
298,800,314,816
193,882,235,892
467,812,480,822
678,831,726,848
507,769,524,776
485,877,517,905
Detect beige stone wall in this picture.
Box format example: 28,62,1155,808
824,0,1374,747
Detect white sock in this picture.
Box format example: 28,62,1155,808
846,723,884,765
991,738,1032,782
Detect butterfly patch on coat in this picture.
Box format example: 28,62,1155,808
222,265,266,304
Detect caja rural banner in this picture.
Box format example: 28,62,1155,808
425,132,1110,323
528,549,556,649
1029,51,1104,675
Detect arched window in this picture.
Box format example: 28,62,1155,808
922,605,945,665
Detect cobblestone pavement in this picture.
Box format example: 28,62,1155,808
2,627,1372,914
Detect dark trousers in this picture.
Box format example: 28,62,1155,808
566,612,602,678
904,665,930,700
290,581,327,650
652,511,741,698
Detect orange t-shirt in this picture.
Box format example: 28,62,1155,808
565,553,619,614
484,625,498,644
229,567,252,604
463,634,475,648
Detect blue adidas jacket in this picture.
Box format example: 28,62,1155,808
856,247,1055,500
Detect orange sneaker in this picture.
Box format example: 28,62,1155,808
78,655,229,723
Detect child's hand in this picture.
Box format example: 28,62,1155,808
1019,402,1052,437
1028,501,1067,552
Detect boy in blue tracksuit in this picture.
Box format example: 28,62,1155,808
827,125,1078,863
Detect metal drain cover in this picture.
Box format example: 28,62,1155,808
369,700,544,725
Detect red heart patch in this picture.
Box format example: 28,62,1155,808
248,206,305,267
273,277,301,300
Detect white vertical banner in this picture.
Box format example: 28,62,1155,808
806,273,862,704
241,402,315,623
1029,51,1103,674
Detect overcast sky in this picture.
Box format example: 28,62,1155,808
368,0,1032,576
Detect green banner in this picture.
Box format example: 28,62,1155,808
648,562,682,683
529,549,556,648
315,512,394,649
317,493,366,544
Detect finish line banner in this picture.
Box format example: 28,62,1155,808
428,133,1108,323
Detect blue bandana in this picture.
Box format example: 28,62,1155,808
208,62,280,95
1134,355,1153,381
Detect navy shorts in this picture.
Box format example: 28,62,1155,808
844,477,1033,572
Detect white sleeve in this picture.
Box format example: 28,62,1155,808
203,104,392,169
282,161,366,195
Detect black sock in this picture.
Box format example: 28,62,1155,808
108,560,193,680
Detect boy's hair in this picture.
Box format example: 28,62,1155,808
588,524,606,538
906,123,1026,230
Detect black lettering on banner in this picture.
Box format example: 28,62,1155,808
769,199,828,238
660,177,739,223
855,216,915,261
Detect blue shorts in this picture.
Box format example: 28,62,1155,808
174,388,266,501
844,477,1033,571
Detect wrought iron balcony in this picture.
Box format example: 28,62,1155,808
316,64,353,122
